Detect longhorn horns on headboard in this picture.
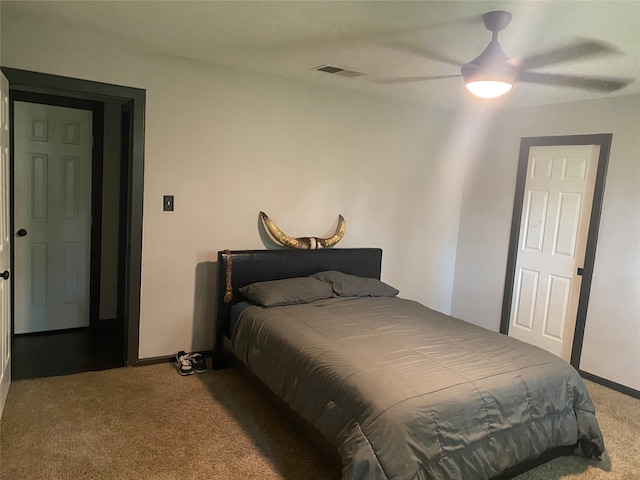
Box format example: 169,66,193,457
260,211,346,249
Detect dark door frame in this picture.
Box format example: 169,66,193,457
2,67,145,366
500,133,613,370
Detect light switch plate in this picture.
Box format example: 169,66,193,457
163,195,174,211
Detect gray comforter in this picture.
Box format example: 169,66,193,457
231,296,604,480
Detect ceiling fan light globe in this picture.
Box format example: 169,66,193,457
465,80,513,98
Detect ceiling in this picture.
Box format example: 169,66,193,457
3,1,640,109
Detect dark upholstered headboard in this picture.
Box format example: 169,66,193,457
213,248,382,368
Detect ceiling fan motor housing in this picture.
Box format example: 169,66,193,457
460,11,517,85
461,40,517,84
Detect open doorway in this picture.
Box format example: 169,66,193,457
2,67,145,377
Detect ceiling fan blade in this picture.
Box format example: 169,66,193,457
519,71,633,92
386,42,464,67
422,14,483,29
374,74,461,84
517,39,620,70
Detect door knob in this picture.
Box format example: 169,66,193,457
17,229,27,237
0,270,8,280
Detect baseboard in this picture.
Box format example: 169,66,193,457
133,350,213,367
133,355,174,367
579,370,640,399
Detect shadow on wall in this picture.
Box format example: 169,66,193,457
193,261,218,352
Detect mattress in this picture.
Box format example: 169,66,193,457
231,296,604,480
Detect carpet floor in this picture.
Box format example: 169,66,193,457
1,362,638,479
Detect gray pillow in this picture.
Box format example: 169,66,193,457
311,270,399,297
239,277,336,307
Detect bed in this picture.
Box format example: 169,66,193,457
213,248,604,480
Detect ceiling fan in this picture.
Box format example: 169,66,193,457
385,11,633,99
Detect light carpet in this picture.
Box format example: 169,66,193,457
1,363,638,479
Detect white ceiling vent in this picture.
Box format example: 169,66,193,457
313,65,368,78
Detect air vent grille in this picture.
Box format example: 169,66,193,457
313,65,368,78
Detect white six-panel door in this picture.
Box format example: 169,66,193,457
0,73,11,417
14,101,93,334
508,144,599,361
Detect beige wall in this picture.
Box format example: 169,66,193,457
452,95,640,391
1,15,465,359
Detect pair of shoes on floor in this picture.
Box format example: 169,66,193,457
175,351,207,376
189,353,207,374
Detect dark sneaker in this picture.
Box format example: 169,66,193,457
175,350,194,376
190,353,207,374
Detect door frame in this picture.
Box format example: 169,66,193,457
500,134,612,369
1,67,145,365
11,91,104,330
